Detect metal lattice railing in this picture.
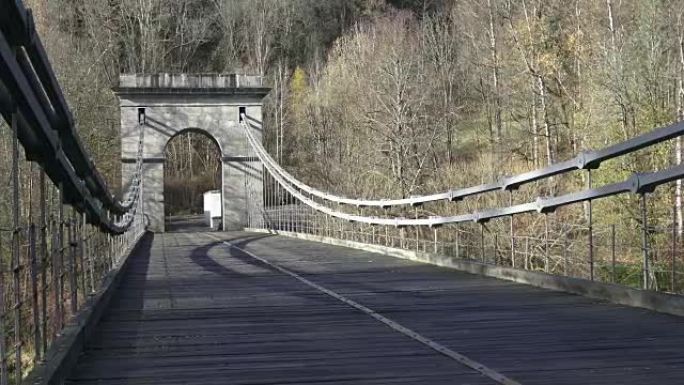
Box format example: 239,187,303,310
241,113,684,296
0,1,147,383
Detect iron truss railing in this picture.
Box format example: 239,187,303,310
244,110,684,208
241,113,684,299
243,114,684,225
0,0,143,232
0,0,146,383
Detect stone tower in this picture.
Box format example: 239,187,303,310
115,74,270,232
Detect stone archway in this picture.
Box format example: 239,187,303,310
115,74,270,232
163,128,222,230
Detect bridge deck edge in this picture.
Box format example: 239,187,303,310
24,232,151,385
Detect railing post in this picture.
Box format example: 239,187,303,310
107,233,113,268
29,224,40,364
414,207,419,252
68,215,78,314
588,170,594,281
641,194,650,290
455,229,460,259
433,228,438,254
510,192,515,267
415,227,419,252
39,170,48,358
325,214,330,238
672,203,677,292
57,184,65,329
494,233,500,265
84,212,94,294
545,214,550,273
563,234,568,276
400,227,405,249
77,211,86,300
277,183,281,231
611,224,617,284
525,236,530,270
480,223,485,263
11,110,23,384
0,231,6,385
309,199,314,234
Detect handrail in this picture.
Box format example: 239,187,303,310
244,118,684,227
0,0,144,234
0,0,128,216
243,114,684,207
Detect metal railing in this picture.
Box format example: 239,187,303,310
0,1,146,383
241,111,684,297
242,112,684,208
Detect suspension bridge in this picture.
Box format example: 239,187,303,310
2,1,684,384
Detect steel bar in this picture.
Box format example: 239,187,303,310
510,191,514,267
563,235,568,276
68,215,78,314
58,185,65,328
39,170,47,357
480,224,485,263
610,224,617,283
673,204,677,292
434,228,438,254
455,229,460,259
545,215,550,273
0,231,7,385
588,170,594,281
641,194,650,290
11,110,22,384
29,224,39,363
51,196,60,335
525,237,530,270
85,212,94,294
415,208,419,252
494,233,499,265
77,212,86,300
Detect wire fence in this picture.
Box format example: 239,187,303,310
249,203,684,294
0,3,147,381
0,119,145,384
240,111,684,297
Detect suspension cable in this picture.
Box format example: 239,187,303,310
242,117,684,227
242,114,684,208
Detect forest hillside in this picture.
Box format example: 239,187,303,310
2,0,684,268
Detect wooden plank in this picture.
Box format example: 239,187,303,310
66,232,498,384
66,230,684,384
227,233,684,385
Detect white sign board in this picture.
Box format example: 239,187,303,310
203,190,222,229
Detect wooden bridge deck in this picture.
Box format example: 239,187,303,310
66,231,684,384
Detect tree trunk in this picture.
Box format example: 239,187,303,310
531,88,539,168
487,0,502,158
538,75,553,165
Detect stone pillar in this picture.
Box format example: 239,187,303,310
222,106,263,230
142,161,165,232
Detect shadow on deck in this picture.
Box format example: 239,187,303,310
165,214,218,233
57,231,684,385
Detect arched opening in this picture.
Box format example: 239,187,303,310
164,129,222,232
